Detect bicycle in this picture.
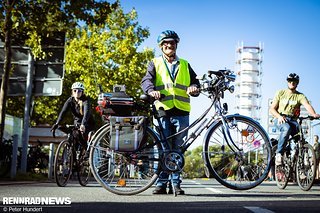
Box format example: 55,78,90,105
53,125,92,187
0,138,13,177
275,116,318,191
89,69,272,196
27,141,49,175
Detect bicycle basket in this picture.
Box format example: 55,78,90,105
97,92,134,116
110,116,146,152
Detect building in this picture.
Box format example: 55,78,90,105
235,42,263,122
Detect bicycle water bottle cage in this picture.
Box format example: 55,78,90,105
162,151,185,172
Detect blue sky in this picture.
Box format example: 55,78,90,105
121,0,320,148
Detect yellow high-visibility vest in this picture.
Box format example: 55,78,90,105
153,56,191,112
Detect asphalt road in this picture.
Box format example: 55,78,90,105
1,179,320,213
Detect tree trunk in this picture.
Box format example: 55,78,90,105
0,0,14,142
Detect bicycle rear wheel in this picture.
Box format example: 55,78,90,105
203,115,272,190
89,125,162,195
54,140,73,187
275,154,291,189
296,143,316,191
77,148,91,186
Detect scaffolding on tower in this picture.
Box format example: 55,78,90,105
235,42,264,122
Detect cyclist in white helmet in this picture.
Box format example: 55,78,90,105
269,73,320,166
51,82,95,144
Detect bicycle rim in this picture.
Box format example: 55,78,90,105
54,140,73,187
77,149,91,186
89,126,161,195
275,155,290,189
296,143,316,191
203,115,272,190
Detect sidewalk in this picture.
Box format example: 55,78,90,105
0,178,53,186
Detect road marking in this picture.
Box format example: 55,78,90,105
190,180,223,194
244,206,275,213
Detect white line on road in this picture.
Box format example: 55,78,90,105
244,206,275,213
190,180,224,194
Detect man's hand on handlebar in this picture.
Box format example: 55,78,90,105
187,85,200,96
148,91,161,100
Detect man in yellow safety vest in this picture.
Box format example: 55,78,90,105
141,30,200,195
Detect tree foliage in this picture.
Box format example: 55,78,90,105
1,0,118,58
183,145,207,178
1,0,154,125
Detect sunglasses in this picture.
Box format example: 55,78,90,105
162,40,176,46
73,89,83,93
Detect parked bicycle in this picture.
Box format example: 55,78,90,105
89,69,272,195
52,125,92,187
0,138,13,177
275,116,318,191
27,141,49,175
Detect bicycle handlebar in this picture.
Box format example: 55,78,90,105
298,115,320,121
52,124,78,138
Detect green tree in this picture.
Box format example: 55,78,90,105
1,0,119,138
31,6,154,125
183,146,207,178
1,1,154,126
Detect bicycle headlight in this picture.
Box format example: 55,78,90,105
228,85,235,93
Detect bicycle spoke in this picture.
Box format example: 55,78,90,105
90,126,161,195
204,115,271,190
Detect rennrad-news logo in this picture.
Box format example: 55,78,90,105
2,196,72,205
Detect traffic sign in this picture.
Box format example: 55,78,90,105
0,32,65,96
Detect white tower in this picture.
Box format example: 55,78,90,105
235,42,263,122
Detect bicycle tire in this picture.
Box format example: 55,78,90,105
275,154,291,189
89,125,162,195
77,148,91,186
203,114,272,190
296,143,316,191
54,140,73,187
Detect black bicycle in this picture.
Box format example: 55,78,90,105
89,70,272,195
275,116,318,191
0,138,13,177
53,125,92,187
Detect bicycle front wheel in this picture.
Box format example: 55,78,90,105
203,115,272,190
275,154,291,189
77,148,91,186
89,125,162,195
54,140,73,187
296,143,316,191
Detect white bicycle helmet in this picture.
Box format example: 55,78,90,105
71,82,85,90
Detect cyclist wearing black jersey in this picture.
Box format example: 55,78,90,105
51,82,95,144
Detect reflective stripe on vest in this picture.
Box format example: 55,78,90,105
153,56,191,112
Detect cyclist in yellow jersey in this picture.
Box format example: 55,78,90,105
141,30,200,195
269,73,320,165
